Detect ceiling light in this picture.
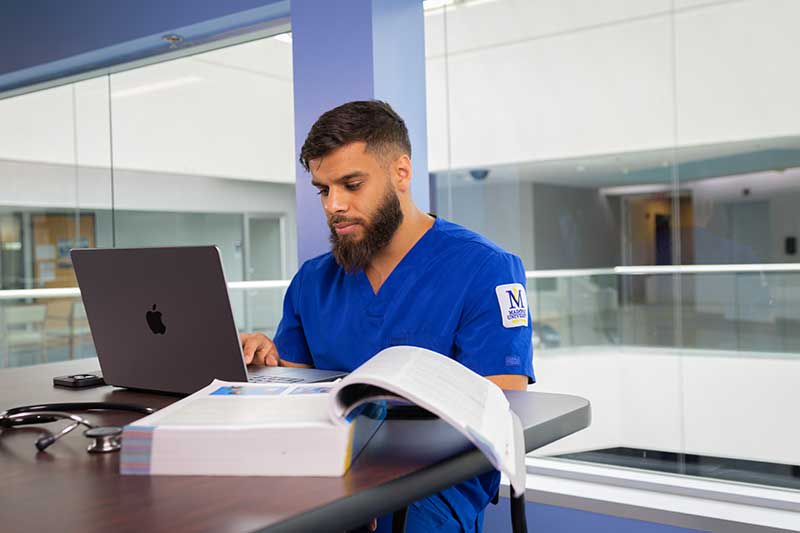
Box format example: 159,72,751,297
599,184,673,196
111,76,204,100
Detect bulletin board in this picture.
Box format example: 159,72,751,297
32,213,96,288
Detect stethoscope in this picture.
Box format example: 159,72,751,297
0,402,155,453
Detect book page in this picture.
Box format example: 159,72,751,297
146,381,335,427
330,346,526,495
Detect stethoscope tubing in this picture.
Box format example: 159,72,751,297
0,402,155,453
0,402,155,427
3,411,91,427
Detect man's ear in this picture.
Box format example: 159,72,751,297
393,154,412,193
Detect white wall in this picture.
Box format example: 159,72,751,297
110,38,294,183
0,38,294,183
0,77,111,168
533,346,800,466
674,0,800,147
529,348,623,455
424,0,800,171
682,353,800,465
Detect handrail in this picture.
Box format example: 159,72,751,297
227,280,290,289
0,288,81,300
614,263,800,274
525,268,615,278
0,280,290,301
526,263,800,278
3,263,800,300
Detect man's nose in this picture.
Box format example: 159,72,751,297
325,188,347,214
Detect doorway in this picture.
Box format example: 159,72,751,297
622,194,694,266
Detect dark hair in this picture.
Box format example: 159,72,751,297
299,100,411,172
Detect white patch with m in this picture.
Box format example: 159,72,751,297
495,283,528,328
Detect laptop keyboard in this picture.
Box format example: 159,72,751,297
247,375,304,384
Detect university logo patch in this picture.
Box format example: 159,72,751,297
495,283,529,328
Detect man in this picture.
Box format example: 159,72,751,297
240,100,534,532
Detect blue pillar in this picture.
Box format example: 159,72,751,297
291,0,429,264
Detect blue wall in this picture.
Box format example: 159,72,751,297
290,0,429,263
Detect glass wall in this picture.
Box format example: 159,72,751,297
106,34,296,335
0,32,295,367
425,0,800,494
0,78,112,366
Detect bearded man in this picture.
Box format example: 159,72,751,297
240,100,534,532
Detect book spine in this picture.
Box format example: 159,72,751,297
120,425,155,475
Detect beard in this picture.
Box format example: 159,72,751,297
328,186,404,273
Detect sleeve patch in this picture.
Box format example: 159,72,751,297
495,283,529,328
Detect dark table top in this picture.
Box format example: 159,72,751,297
0,358,590,532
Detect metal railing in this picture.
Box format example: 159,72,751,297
3,263,800,300
0,280,291,300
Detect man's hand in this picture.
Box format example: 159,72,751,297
240,332,280,366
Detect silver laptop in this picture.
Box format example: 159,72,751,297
71,246,346,395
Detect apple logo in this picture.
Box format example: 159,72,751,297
146,304,167,335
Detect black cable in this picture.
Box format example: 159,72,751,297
511,492,527,533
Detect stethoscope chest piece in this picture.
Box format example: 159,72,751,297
84,426,123,453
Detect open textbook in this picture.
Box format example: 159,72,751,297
121,345,526,496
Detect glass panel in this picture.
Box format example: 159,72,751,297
0,78,111,367
672,0,800,490
425,0,679,460
426,0,800,495
107,33,296,333
246,215,285,336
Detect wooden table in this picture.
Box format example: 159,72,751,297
0,358,590,532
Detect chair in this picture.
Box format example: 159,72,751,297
2,304,48,366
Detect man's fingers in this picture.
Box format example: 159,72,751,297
256,342,280,367
241,334,258,364
241,333,280,366
264,349,280,367
368,518,377,531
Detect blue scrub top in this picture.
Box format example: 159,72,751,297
275,217,535,532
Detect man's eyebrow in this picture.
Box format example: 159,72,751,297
311,172,368,188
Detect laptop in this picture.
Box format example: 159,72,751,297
71,246,347,395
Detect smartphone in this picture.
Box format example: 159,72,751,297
53,372,105,388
